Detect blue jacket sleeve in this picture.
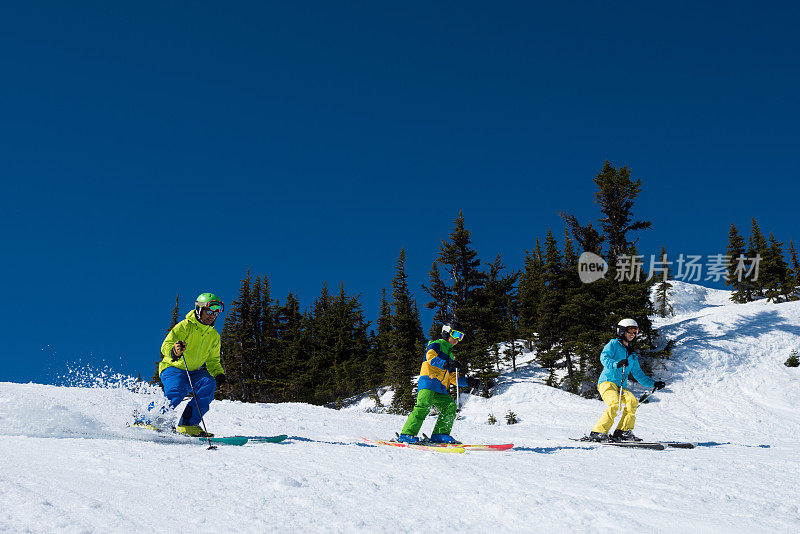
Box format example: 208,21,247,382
600,341,621,369
629,354,655,389
426,343,451,370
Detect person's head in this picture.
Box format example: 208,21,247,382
195,293,225,326
616,318,639,345
442,321,466,345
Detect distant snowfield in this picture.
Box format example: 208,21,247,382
1,282,799,533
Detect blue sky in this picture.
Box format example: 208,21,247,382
2,2,798,384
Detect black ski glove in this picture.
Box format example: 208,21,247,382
446,359,464,372
654,380,666,390
214,373,227,386
170,340,187,361
616,358,628,368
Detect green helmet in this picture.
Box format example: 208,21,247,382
195,293,225,316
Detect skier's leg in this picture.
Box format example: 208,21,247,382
591,381,621,433
180,370,216,426
615,389,639,431
431,392,457,435
160,367,190,410
400,389,434,436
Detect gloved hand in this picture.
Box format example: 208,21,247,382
446,359,464,373
616,358,628,368
654,380,666,390
214,373,227,386
171,340,187,361
466,376,480,389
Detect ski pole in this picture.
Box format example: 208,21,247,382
455,369,460,412
638,386,657,403
616,365,626,439
179,348,217,450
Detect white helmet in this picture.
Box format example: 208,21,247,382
616,318,639,337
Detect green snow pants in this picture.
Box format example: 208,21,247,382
400,389,457,436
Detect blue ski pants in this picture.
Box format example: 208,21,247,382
160,366,217,426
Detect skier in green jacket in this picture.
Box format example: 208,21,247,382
136,293,227,437
397,321,475,444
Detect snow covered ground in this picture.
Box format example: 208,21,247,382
1,281,799,533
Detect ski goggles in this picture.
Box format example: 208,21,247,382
205,301,225,314
450,329,465,341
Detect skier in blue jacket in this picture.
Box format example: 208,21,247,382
588,318,665,442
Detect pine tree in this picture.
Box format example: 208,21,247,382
274,292,311,402
366,288,391,391
423,212,488,371
654,246,674,317
423,261,451,338
762,233,790,303
518,238,544,347
387,249,426,413
220,274,257,401
535,229,564,371
594,160,652,262
748,219,769,298
727,223,752,303
150,293,181,387
560,161,657,394
788,240,800,301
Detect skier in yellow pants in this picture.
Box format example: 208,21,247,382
589,319,665,442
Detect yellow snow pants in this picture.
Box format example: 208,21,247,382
591,381,639,434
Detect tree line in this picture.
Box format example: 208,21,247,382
151,161,798,409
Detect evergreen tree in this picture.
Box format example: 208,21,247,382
423,212,488,371
274,292,311,402
151,293,181,387
220,274,256,401
762,233,790,303
423,261,451,338
560,161,657,394
366,288,391,390
653,246,674,317
788,240,800,301
518,238,544,346
256,275,279,385
305,282,371,404
535,230,565,371
387,249,426,413
593,160,652,262
748,218,769,298
727,223,752,303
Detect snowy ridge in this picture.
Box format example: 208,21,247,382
1,282,799,532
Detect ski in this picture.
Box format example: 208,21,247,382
570,437,665,450
664,441,697,449
195,436,249,446
418,434,513,451
131,421,248,446
421,442,514,451
235,434,288,443
362,437,465,454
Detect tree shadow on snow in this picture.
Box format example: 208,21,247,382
490,361,551,397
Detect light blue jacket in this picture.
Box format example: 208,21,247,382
597,338,655,389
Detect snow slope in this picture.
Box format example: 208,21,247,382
1,282,799,533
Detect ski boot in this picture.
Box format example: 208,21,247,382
587,431,612,442
395,434,420,444
132,409,156,430
612,429,642,442
428,433,461,444
176,425,215,438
